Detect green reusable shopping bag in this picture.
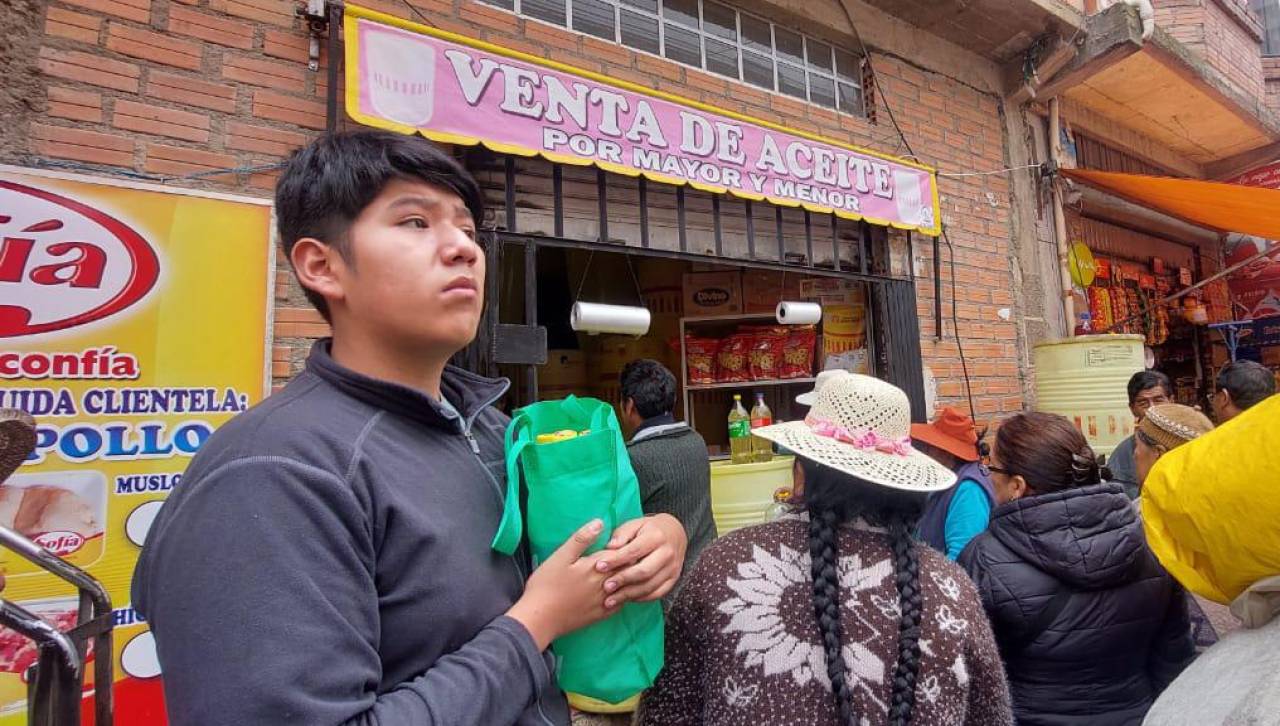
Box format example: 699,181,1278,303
492,395,665,704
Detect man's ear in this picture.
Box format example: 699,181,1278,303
291,237,347,307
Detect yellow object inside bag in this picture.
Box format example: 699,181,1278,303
1142,394,1280,604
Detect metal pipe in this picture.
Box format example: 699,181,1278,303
325,0,341,133
0,601,81,726
933,232,942,340
1049,98,1076,336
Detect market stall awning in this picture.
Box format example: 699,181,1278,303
341,4,941,235
1062,168,1280,239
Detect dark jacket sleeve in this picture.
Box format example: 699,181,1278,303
133,457,552,726
1146,584,1196,693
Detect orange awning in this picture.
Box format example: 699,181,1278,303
1062,169,1280,239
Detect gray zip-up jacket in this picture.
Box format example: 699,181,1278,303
132,340,569,726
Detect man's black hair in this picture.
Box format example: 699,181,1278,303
619,359,677,419
1217,360,1276,412
274,130,486,320
1127,370,1172,405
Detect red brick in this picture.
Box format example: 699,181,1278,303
144,144,239,177
225,121,308,156
249,168,282,191
222,54,306,91
252,89,326,130
523,21,580,53
274,271,293,300
581,37,637,68
146,71,239,114
404,0,457,17
276,307,326,323
30,123,135,167
272,344,292,362
38,48,140,93
270,361,292,377
208,0,296,27
114,100,210,143
107,24,203,71
58,0,151,23
47,86,103,123
263,29,310,63
45,7,101,43
274,321,331,338
168,5,255,49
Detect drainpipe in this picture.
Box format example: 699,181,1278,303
1049,97,1076,337
1132,0,1156,40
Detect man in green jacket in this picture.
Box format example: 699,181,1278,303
620,359,718,600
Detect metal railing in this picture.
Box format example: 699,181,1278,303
0,526,113,726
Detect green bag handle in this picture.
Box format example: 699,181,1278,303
491,408,531,555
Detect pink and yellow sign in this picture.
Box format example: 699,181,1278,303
343,4,941,235
0,166,273,724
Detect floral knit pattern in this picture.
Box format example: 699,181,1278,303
637,518,1012,726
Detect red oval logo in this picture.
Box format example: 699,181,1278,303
0,180,160,338
34,530,87,556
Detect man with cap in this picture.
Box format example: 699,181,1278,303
912,406,996,559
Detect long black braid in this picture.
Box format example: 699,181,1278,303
887,514,923,726
798,458,927,726
809,506,856,726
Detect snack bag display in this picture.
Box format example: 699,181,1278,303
782,326,818,379
715,335,751,383
685,337,719,385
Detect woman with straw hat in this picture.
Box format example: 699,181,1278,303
959,412,1194,725
637,374,1012,726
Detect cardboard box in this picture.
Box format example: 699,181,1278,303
742,270,803,314
683,271,743,316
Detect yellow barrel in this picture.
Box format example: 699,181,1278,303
539,349,589,400
710,456,795,534
1033,334,1145,457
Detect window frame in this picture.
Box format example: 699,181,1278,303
481,0,867,117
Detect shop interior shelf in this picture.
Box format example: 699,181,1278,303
686,378,817,391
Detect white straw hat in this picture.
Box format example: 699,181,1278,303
754,374,957,492
796,369,851,406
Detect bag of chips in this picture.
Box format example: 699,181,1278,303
781,326,817,379
685,337,719,385
716,334,751,383
748,328,786,381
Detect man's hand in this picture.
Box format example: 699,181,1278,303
595,514,688,608
507,519,612,650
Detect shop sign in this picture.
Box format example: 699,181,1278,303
0,166,273,724
343,4,941,236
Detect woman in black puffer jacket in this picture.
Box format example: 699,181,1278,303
959,412,1194,726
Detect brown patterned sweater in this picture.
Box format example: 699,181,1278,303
637,516,1013,726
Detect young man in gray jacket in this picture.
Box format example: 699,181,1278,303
132,131,687,726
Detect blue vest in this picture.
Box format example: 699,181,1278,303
917,461,996,554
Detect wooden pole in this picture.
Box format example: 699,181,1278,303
1049,98,1076,337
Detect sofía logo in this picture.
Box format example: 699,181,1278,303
34,531,86,556
0,180,160,338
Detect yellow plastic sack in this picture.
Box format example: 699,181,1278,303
1142,394,1280,604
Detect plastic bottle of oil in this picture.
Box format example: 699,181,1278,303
750,393,774,463
728,394,753,465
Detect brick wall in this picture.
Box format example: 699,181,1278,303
1155,0,1266,104
0,0,1025,419
1267,56,1280,116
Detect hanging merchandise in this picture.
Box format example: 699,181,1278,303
1069,242,1097,288
1088,286,1115,331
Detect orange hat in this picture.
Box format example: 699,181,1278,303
910,406,981,462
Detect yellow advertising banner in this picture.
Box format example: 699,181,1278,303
0,166,273,723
